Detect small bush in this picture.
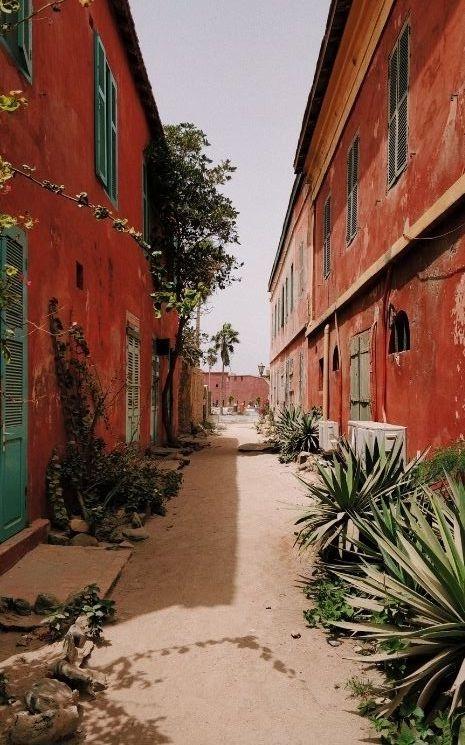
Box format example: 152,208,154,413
276,405,320,462
303,576,354,628
47,584,115,641
416,441,465,485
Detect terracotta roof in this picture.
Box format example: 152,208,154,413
109,0,163,139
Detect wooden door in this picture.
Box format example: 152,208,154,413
0,229,27,542
349,330,371,421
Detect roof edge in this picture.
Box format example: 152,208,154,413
268,173,304,291
109,0,163,141
293,0,353,173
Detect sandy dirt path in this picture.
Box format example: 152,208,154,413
82,419,372,745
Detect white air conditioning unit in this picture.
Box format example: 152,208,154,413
318,420,340,453
348,421,407,462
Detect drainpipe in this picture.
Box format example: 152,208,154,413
334,311,343,430
323,323,330,420
381,265,393,422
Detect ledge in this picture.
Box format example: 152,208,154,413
0,519,50,576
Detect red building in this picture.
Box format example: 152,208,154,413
0,0,178,565
270,0,465,457
204,372,269,410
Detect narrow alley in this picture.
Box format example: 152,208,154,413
80,419,369,745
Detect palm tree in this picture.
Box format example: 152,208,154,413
206,346,218,391
212,323,240,414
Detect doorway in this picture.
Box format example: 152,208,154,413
349,329,371,421
0,228,27,542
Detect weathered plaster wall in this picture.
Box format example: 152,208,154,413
0,1,178,524
307,214,465,456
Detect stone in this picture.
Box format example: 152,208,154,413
130,512,143,529
122,527,149,542
48,531,70,546
237,442,276,453
70,534,99,548
298,451,311,465
0,612,43,631
12,599,33,616
105,540,134,551
25,678,78,714
34,593,60,616
10,705,80,744
69,518,90,535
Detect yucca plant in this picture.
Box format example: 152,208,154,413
275,405,319,462
295,440,418,557
333,476,465,721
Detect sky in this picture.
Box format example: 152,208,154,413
130,0,330,374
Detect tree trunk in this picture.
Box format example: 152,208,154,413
220,361,225,415
161,319,186,445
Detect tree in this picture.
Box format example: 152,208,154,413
148,123,241,442
212,322,240,414
206,345,217,391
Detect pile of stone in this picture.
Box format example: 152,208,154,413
0,615,106,743
48,510,150,549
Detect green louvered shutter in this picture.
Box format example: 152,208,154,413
0,229,27,542
94,33,108,187
126,330,140,442
108,69,118,202
388,24,410,187
346,136,359,243
18,0,32,77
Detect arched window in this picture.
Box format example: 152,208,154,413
389,310,410,354
332,345,340,371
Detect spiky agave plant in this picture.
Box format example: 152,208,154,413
295,440,418,557
275,405,319,462
334,476,465,720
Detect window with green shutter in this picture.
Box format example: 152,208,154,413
346,136,359,244
94,33,118,203
388,24,410,188
126,328,140,442
323,195,331,277
0,0,33,79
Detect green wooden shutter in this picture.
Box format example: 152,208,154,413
94,33,108,186
323,195,331,277
346,137,359,243
18,0,32,78
108,69,118,202
388,24,409,186
0,229,27,542
126,331,140,442
396,25,410,174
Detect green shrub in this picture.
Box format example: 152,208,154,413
295,440,418,557
416,441,465,485
47,584,115,641
303,576,355,628
332,477,465,720
276,405,320,462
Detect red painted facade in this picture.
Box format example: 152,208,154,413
270,0,465,456
204,372,269,409
0,1,178,538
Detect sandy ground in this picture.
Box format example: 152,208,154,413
80,419,373,745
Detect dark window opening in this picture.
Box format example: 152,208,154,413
332,346,340,371
389,310,410,354
76,262,84,290
318,357,324,391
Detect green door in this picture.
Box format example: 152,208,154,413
0,228,27,542
349,330,371,421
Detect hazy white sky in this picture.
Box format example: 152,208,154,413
130,0,330,373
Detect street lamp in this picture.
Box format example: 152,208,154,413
258,363,265,377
